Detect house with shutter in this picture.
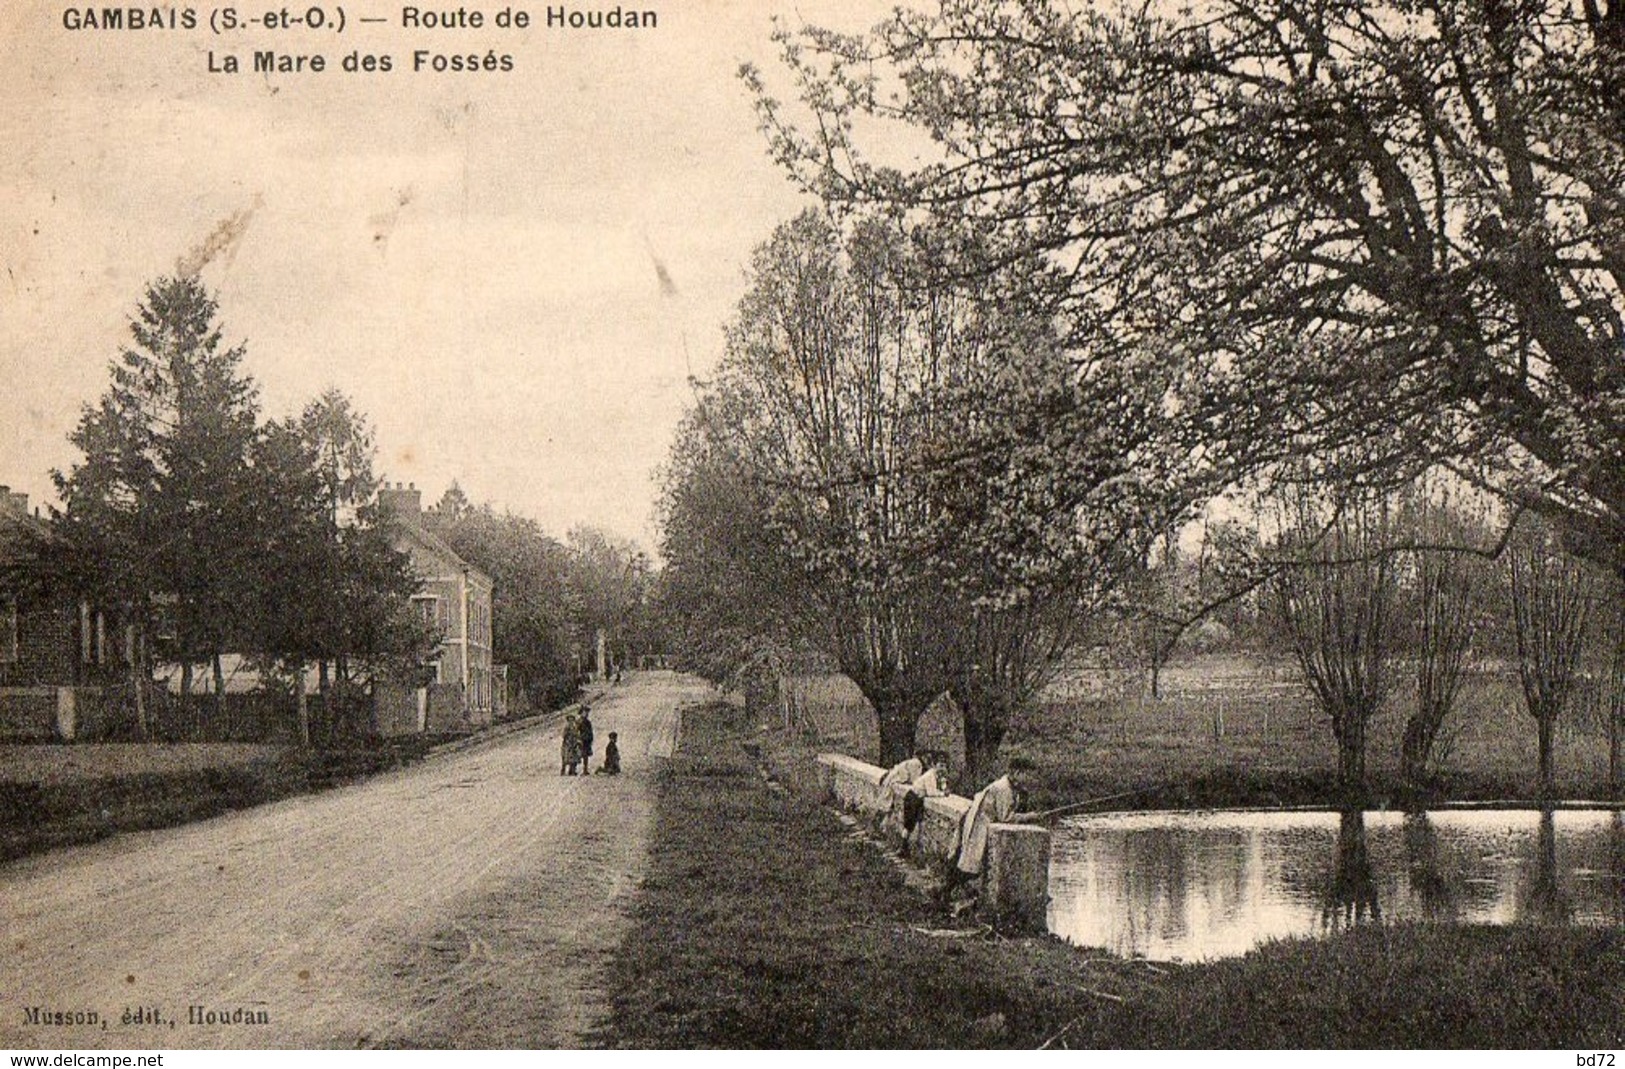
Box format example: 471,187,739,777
0,485,128,741
373,483,500,734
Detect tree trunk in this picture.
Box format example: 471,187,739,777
296,667,311,748
318,659,331,744
1611,710,1621,803
962,720,1004,793
872,694,919,768
335,653,351,740
1334,710,1368,803
180,661,194,738
1399,713,1436,792
129,627,147,740
212,653,226,729
1611,585,1625,801
1538,710,1556,802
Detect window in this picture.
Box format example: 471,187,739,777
412,596,439,628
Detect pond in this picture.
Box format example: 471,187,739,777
1047,808,1625,961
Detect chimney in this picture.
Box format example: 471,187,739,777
377,481,422,523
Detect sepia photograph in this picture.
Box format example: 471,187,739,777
3,0,1625,1052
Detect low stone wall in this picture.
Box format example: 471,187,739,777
814,752,1051,932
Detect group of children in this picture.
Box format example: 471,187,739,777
880,751,1039,903
560,705,621,776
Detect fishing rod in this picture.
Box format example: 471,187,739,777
1024,785,1166,823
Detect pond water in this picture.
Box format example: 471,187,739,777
1047,808,1625,961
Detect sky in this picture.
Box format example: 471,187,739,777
0,0,907,551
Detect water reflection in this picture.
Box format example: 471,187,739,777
1520,810,1570,926
1048,808,1625,961
1322,809,1381,931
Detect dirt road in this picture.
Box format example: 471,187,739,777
0,672,711,1049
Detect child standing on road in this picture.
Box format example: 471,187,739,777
578,706,595,774
600,731,621,775
561,713,583,775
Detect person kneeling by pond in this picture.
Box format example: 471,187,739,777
944,759,1040,904
886,753,949,858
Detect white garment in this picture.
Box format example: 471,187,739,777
880,757,925,787
956,775,1017,875
910,767,946,797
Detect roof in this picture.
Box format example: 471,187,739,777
0,505,54,568
391,519,493,589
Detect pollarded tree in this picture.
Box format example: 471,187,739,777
1396,487,1497,791
674,208,1198,776
690,211,953,761
1270,484,1401,799
750,0,1625,598
1507,517,1600,799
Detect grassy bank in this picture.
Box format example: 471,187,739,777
600,698,1625,1048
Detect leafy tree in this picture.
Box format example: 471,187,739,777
428,502,580,711
751,0,1625,590
432,482,473,524
53,275,264,728
51,283,428,744
289,390,430,740
658,411,815,687
667,209,1192,776
565,525,652,676
1123,515,1266,696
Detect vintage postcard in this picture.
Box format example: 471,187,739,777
3,0,1622,1054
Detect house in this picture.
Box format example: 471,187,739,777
374,483,501,735
0,486,128,741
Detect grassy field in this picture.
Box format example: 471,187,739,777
0,739,443,861
778,654,1620,809
0,741,284,785
601,698,1625,1048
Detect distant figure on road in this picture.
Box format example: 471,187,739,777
599,731,621,775
561,713,583,776
578,706,595,774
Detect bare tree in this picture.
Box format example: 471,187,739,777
1399,491,1493,791
1271,487,1400,799
1507,519,1597,800
1607,589,1625,798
